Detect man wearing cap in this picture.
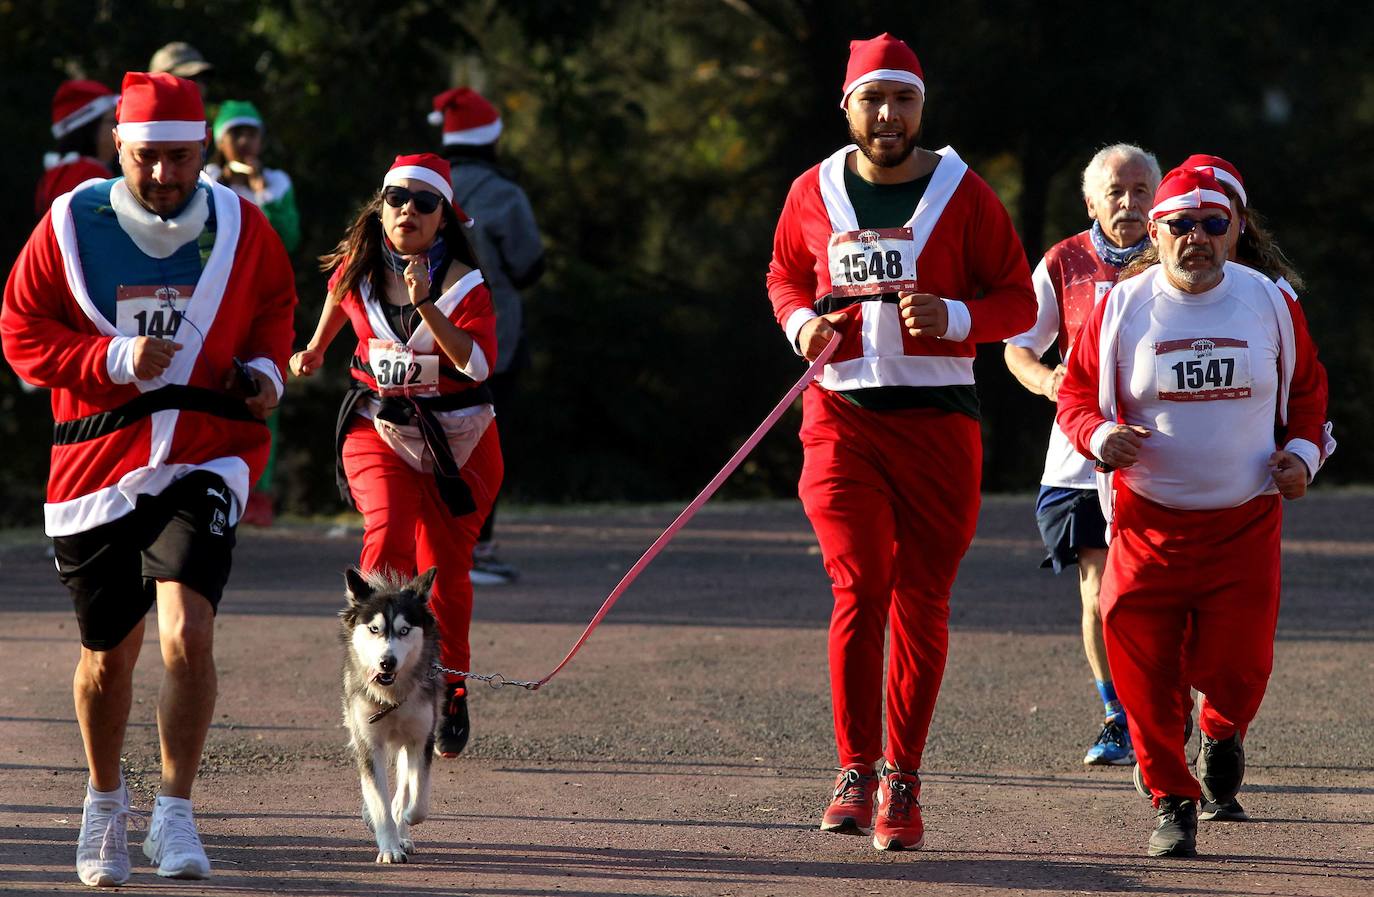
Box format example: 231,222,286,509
766,33,1035,851
1003,143,1161,768
36,79,119,217
432,86,544,585
1056,167,1331,857
2,71,295,886
148,41,213,98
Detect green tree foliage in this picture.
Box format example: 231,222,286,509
1,1,1370,523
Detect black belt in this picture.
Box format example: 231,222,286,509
334,379,492,517
54,385,263,446
813,291,901,316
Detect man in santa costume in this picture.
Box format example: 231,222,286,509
766,33,1035,851
1003,143,1161,768
2,71,295,886
1056,168,1331,857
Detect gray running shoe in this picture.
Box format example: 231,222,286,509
1199,796,1249,822
1147,796,1198,858
1197,733,1245,805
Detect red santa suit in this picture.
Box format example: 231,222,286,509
1057,260,1331,801
1,175,296,536
335,266,502,677
767,143,1035,771
35,155,113,218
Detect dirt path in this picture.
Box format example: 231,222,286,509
2,493,1371,895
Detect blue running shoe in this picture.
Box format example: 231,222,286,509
1083,718,1135,766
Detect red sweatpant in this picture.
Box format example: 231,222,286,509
798,387,981,772
1101,486,1281,802
341,416,503,676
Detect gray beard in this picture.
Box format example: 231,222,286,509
1165,254,1224,290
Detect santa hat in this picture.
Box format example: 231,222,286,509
428,87,503,146
1149,168,1232,220
840,33,925,108
213,99,263,143
115,72,206,143
383,153,455,204
51,80,117,139
1179,153,1247,208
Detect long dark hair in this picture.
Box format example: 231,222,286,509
319,190,481,302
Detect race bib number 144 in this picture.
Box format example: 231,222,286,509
116,284,193,339
827,227,917,298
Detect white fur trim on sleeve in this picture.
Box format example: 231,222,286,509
243,357,284,402
1089,421,1117,463
784,307,819,356
939,299,971,342
461,342,490,383
106,336,139,384
1283,438,1322,483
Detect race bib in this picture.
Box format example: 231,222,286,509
116,284,193,339
827,227,917,298
1154,337,1252,402
1094,281,1114,303
368,338,440,397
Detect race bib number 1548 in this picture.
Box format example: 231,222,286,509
827,227,917,298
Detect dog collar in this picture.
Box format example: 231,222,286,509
367,697,404,724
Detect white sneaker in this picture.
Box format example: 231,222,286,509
142,796,211,879
76,782,138,887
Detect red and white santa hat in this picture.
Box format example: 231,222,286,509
384,152,467,210
51,80,118,139
1149,168,1232,220
840,33,925,108
1179,153,1247,208
115,71,206,142
428,87,503,146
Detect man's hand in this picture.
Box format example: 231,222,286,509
223,364,276,420
1269,450,1310,500
797,311,849,362
132,337,182,380
898,291,947,338
1043,364,1068,402
1099,424,1151,469
290,348,325,377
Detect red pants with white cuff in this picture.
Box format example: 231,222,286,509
798,386,982,772
341,417,503,676
1101,486,1281,802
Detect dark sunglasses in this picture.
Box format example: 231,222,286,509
1162,216,1230,237
383,186,443,215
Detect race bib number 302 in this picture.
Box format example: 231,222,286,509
368,338,440,397
116,284,194,339
827,227,917,298
1154,337,1252,402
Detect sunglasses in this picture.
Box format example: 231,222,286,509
383,186,444,215
1162,216,1231,237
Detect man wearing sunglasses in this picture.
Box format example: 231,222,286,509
1003,144,1161,770
1056,167,1332,858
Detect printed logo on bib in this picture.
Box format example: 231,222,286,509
116,284,193,339
827,227,917,298
1094,281,1113,303
1154,337,1252,402
368,338,440,397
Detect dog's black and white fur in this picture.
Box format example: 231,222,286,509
340,566,442,863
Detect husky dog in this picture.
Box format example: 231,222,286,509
340,566,442,863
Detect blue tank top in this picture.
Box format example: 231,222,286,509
69,179,217,330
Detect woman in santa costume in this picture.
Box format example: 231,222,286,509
35,79,119,218
766,33,1035,851
291,153,501,758
1057,167,1332,858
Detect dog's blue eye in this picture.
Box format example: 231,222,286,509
398,626,411,637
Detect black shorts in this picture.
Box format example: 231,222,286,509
1035,485,1108,574
52,471,237,650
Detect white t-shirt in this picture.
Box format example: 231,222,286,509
1114,268,1282,510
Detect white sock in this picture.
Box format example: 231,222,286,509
155,795,193,814
87,780,125,801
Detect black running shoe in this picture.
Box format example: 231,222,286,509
1197,733,1244,804
1147,796,1198,858
435,682,470,758
1199,797,1249,822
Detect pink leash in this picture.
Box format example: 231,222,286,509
448,337,840,691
